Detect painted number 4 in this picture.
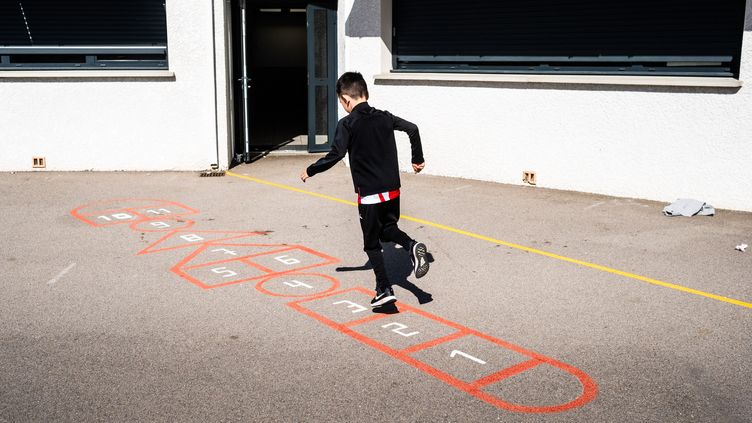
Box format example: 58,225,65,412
283,280,313,289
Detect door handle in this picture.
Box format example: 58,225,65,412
237,76,251,88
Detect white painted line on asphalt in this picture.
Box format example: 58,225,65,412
450,350,487,365
584,201,605,210
47,262,76,285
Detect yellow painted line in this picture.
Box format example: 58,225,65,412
226,171,752,310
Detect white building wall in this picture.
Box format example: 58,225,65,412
340,0,752,212
0,0,230,171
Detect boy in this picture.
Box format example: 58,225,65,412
300,72,429,307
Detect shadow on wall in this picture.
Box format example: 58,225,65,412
747,0,752,31
345,0,380,37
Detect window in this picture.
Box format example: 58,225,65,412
0,0,168,70
393,0,746,78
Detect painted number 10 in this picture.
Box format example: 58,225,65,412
97,213,133,221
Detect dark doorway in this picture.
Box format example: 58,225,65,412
231,0,337,163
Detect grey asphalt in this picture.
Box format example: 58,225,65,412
2,156,751,422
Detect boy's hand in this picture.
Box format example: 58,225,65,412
412,162,425,173
300,169,310,182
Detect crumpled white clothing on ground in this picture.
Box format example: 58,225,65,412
662,199,715,217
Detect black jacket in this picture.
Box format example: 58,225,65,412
306,102,424,196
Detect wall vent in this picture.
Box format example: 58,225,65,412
523,170,537,185
32,157,46,168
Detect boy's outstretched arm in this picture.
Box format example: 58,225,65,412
391,114,425,173
300,121,350,182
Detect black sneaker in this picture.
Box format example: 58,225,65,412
411,241,429,279
371,286,396,307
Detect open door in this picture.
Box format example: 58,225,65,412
306,4,337,153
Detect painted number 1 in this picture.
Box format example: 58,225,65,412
450,350,487,365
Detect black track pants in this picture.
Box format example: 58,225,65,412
358,197,413,291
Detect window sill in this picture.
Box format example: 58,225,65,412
374,72,743,88
0,70,175,80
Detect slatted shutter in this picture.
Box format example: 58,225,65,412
0,0,168,70
394,0,747,78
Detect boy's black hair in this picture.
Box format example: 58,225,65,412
336,72,369,100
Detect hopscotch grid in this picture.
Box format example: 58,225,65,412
182,246,295,270
287,288,597,413
137,230,263,255
72,198,597,414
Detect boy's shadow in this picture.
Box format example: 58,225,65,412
336,242,435,307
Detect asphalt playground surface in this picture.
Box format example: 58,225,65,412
2,155,751,422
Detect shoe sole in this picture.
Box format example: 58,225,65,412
371,295,397,307
412,242,429,279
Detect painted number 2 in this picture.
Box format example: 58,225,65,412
382,322,420,337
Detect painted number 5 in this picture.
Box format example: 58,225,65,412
211,267,238,278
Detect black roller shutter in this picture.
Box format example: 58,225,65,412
0,0,168,70
394,0,747,78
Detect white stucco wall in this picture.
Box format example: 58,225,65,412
340,0,752,212
0,0,230,171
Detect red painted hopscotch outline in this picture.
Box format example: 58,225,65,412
137,230,263,255
70,198,597,413
255,273,340,298
171,242,339,289
129,216,196,232
70,198,199,228
287,287,598,414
